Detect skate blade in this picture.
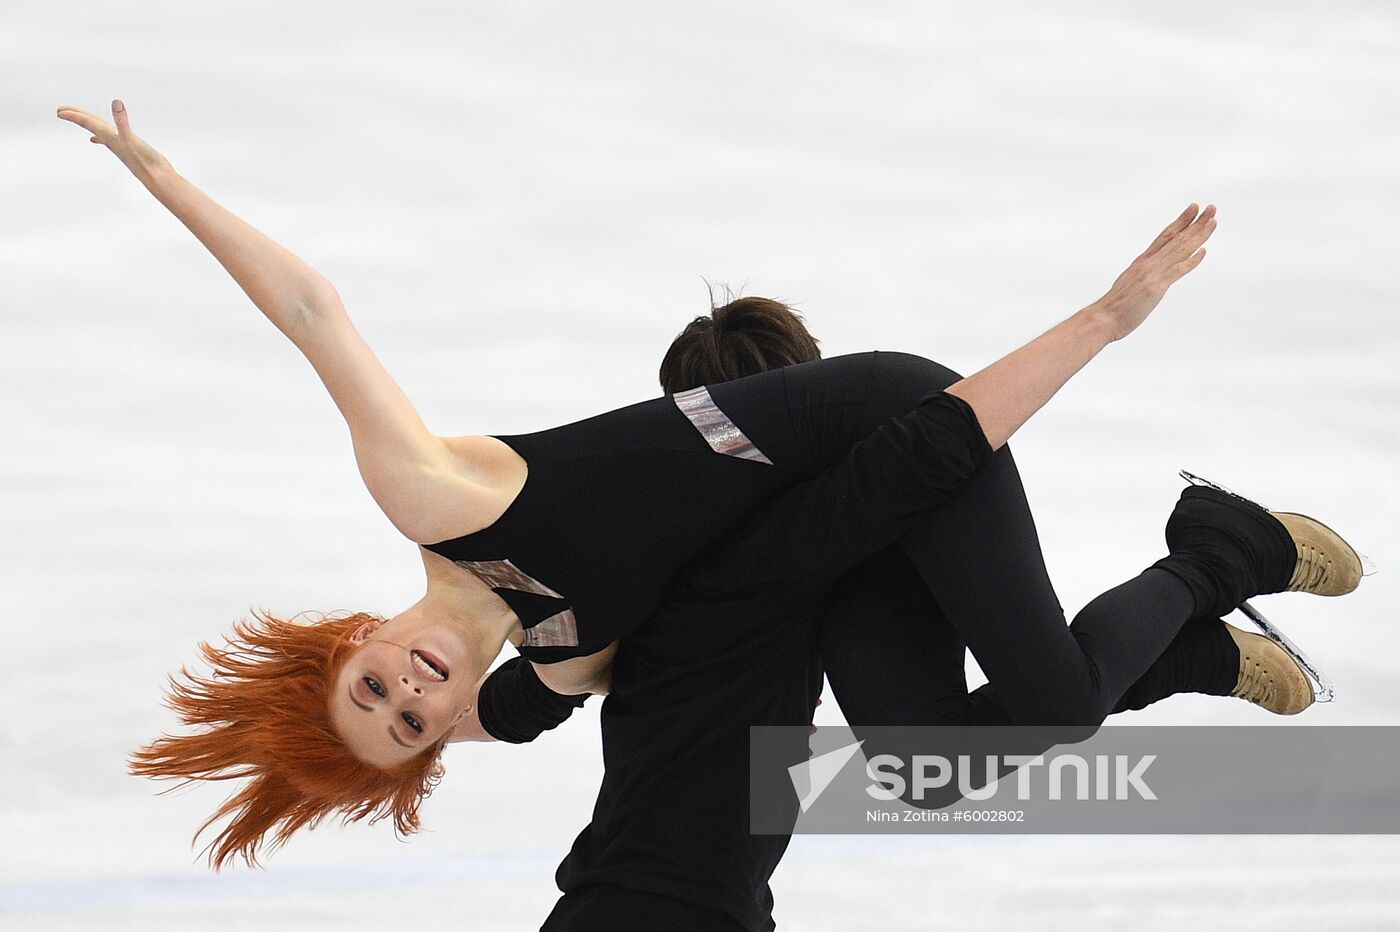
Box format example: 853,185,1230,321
1179,469,1378,579
1236,600,1336,703
1179,468,1272,511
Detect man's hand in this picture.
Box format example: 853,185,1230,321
591,661,614,696
1096,203,1218,343
57,99,174,183
534,641,619,697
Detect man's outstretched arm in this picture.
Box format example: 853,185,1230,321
945,203,1216,451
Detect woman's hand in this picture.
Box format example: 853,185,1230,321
56,99,173,183
1096,203,1218,342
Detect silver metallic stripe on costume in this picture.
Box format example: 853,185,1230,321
453,558,580,647
672,386,773,465
453,558,565,598
519,610,580,649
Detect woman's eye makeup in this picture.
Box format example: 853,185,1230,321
356,674,423,738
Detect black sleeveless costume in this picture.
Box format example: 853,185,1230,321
430,350,1243,930
421,350,957,663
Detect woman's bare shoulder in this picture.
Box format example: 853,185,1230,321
438,434,521,481
389,434,529,545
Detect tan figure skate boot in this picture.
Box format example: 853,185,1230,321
1224,622,1314,715
1152,471,1366,621
1269,511,1364,597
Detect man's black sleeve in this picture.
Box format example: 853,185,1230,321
476,655,591,744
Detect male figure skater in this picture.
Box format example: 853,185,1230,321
459,305,1300,931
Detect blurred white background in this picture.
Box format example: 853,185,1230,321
3,2,1397,929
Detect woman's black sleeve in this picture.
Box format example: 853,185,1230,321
681,389,996,598
476,655,591,744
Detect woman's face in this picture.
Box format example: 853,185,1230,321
327,614,482,769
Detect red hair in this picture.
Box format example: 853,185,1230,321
129,608,447,869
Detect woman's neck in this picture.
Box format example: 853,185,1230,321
419,545,526,649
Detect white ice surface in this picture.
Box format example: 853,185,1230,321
3,1,1399,929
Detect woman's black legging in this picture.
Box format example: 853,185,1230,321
773,351,1237,727
819,542,1238,728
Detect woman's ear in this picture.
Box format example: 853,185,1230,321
349,618,385,645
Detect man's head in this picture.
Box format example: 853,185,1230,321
659,295,821,393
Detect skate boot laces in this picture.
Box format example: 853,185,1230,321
1286,542,1331,593
1225,618,1317,714
1231,654,1278,708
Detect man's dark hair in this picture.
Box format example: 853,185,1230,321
659,295,822,393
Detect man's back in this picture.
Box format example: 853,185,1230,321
544,584,823,931
539,388,993,929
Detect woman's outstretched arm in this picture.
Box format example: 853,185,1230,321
57,100,470,541
57,100,334,347
945,203,1217,451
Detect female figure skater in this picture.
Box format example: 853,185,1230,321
55,101,1362,871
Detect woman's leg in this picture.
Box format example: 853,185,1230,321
789,351,1237,727
1111,618,1240,712
818,544,1240,811
819,543,1240,726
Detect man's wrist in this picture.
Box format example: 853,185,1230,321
531,660,600,698
1077,301,1118,347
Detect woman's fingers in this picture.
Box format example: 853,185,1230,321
57,99,170,180
57,105,93,124
56,106,87,128
112,99,131,136
57,105,114,140
57,101,135,141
